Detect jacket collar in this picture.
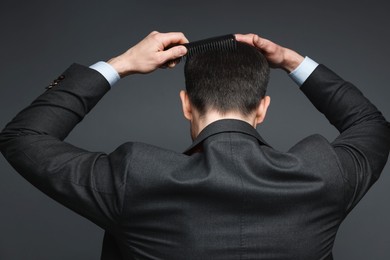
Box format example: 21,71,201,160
184,119,271,155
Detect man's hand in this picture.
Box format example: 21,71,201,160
235,34,304,73
108,31,188,77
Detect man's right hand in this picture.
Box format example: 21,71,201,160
108,31,188,78
235,34,304,73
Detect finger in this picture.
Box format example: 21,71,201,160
159,58,180,69
167,59,180,68
235,33,273,53
253,34,266,48
159,32,189,49
235,33,257,46
253,35,277,52
149,30,159,36
158,45,187,65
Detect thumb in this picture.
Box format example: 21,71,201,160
253,35,264,49
158,45,187,65
253,36,276,54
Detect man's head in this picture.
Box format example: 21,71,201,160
180,41,271,139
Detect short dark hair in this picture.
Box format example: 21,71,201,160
184,42,270,116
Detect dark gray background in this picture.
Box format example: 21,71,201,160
0,1,389,259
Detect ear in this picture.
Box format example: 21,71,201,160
255,96,271,125
180,90,193,121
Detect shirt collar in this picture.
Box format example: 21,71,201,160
183,119,271,155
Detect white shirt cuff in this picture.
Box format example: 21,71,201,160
289,57,319,86
89,61,120,87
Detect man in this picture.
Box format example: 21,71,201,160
0,31,389,259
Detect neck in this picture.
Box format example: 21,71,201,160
192,110,257,139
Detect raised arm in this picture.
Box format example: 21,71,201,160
236,33,390,213
0,31,188,229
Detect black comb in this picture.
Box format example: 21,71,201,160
163,34,237,67
184,34,237,59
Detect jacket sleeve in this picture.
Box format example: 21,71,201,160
300,65,390,213
0,64,126,231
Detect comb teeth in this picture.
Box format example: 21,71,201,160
184,34,237,59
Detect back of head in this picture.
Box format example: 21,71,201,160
184,41,270,116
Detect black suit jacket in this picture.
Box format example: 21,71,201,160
0,64,389,260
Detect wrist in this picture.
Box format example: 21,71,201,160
107,57,129,78
107,48,137,78
281,49,304,73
